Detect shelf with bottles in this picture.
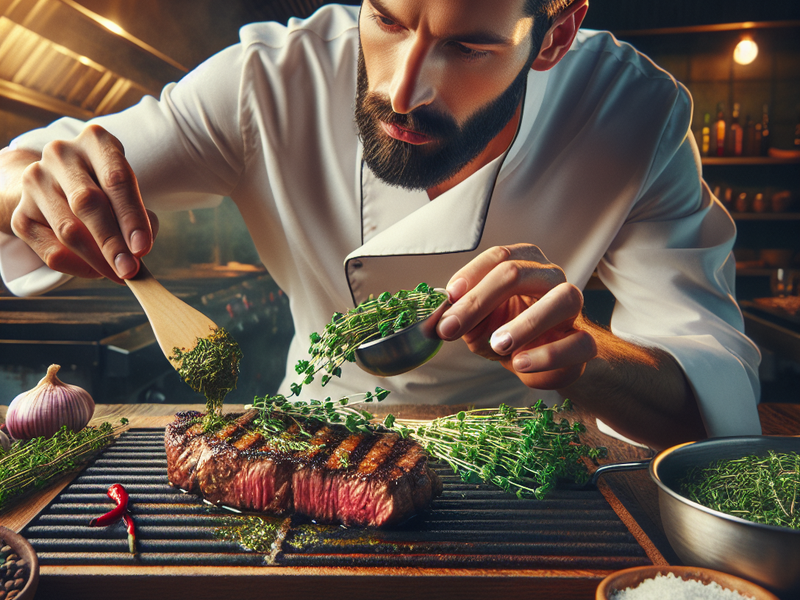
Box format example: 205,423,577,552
703,155,800,166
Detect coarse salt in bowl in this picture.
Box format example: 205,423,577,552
596,566,780,600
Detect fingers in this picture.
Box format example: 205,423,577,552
12,126,152,282
438,244,598,391
489,282,584,356
437,244,566,341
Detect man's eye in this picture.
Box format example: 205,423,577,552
451,43,489,62
372,14,400,31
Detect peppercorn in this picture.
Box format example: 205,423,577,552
0,539,27,598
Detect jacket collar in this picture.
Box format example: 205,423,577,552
344,69,550,304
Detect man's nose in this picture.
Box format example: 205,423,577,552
389,37,437,114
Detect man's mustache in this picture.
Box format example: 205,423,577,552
360,93,458,139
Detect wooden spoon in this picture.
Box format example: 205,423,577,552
124,261,218,366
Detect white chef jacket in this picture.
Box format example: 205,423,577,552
3,5,761,438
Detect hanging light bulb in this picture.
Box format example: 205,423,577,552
733,36,758,65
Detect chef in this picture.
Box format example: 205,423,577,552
0,0,761,450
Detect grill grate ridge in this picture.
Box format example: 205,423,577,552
22,428,653,569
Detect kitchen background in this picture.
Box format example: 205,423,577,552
1,0,798,406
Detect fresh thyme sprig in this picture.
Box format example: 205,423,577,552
290,283,446,397
246,392,602,499
680,451,800,529
389,400,606,499
0,419,129,512
247,387,391,437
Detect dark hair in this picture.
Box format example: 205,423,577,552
525,0,574,60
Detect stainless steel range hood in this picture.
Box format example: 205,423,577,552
0,0,188,120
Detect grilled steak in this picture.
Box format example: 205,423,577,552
164,410,443,527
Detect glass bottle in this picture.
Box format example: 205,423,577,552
727,103,743,156
744,114,755,156
701,113,711,156
714,103,727,157
760,104,770,156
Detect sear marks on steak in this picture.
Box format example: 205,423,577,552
164,410,443,527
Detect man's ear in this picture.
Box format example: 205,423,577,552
531,0,589,71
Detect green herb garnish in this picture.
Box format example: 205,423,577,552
248,387,390,436
171,327,243,426
680,451,800,529
214,514,285,553
247,391,603,499
290,283,446,397
0,419,129,512
391,400,605,499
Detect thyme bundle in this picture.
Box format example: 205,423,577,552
390,400,606,499
246,392,603,499
171,327,243,421
248,387,390,438
290,283,446,397
0,419,128,512
679,451,800,529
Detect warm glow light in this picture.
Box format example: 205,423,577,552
733,37,758,65
99,17,124,36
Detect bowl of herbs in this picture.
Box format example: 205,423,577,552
304,283,449,379
648,435,800,597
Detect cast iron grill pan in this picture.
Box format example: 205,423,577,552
22,429,652,569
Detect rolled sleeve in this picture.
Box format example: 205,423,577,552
599,123,761,437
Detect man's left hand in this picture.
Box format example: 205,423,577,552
436,243,597,389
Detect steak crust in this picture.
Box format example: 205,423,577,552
164,410,442,527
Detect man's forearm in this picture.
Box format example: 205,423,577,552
560,317,706,450
0,147,39,235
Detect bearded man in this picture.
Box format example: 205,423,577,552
0,0,761,450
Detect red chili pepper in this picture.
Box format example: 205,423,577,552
122,512,137,555
88,483,129,527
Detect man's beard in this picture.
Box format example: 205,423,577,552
354,47,529,190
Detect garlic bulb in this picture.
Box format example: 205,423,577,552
5,364,95,440
0,429,9,452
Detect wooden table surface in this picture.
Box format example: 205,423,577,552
0,401,798,600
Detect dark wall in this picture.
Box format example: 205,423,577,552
582,0,800,31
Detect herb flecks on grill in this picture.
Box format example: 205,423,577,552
171,327,242,425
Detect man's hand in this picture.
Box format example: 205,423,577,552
2,125,157,283
436,243,706,450
436,244,597,390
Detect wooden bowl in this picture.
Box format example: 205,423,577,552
597,566,780,600
0,526,39,600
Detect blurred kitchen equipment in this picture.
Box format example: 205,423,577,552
592,436,800,597
355,291,450,377
770,268,799,297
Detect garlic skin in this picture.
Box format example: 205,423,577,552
6,364,95,440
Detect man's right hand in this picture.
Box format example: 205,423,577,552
1,124,157,283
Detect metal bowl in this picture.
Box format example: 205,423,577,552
650,436,800,597
354,292,450,377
